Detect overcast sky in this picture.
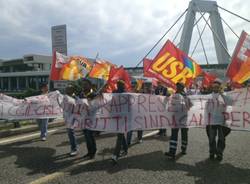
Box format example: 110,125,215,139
0,0,249,67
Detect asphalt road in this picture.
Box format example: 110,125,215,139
0,127,250,184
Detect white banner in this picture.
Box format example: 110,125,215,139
0,91,63,120
1,88,250,132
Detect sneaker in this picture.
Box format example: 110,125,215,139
83,153,90,158
165,152,175,159
181,150,187,155
209,154,215,160
216,155,223,162
69,150,78,157
111,155,118,164
83,153,95,160
119,151,128,157
41,137,46,141
138,139,143,144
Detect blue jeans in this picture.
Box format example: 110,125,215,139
37,119,48,138
67,128,77,152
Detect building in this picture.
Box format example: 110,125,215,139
0,54,51,93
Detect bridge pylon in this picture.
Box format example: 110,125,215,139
179,0,229,64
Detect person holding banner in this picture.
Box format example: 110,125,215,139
206,79,232,161
127,82,149,145
64,84,79,157
36,83,49,141
80,79,98,159
111,80,129,164
155,84,170,136
165,82,191,159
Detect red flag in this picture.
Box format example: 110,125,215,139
143,58,154,77
226,31,250,83
106,66,131,92
202,72,217,88
146,40,202,89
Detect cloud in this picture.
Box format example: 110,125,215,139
0,0,249,67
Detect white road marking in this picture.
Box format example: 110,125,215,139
0,129,59,145
142,130,159,138
29,172,64,184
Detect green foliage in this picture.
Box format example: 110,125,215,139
23,88,40,97
8,88,40,99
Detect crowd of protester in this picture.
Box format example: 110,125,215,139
35,77,246,164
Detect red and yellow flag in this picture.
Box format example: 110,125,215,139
145,40,202,89
88,60,114,80
50,51,93,81
226,31,250,84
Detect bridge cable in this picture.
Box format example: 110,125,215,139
220,16,240,39
217,5,250,23
191,15,210,57
175,12,206,48
195,4,232,58
172,21,184,45
195,17,209,65
134,8,188,68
